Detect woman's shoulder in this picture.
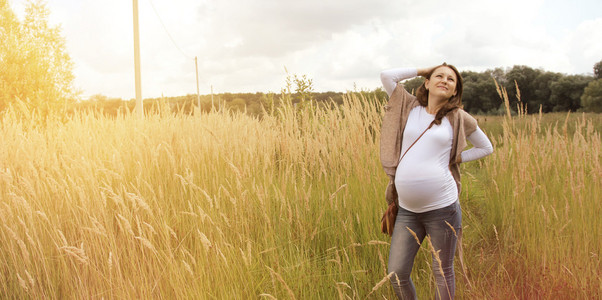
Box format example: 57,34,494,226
457,108,476,121
383,85,419,125
390,84,418,106
449,108,478,132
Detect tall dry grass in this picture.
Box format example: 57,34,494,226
0,88,599,299
460,85,602,299
0,94,393,299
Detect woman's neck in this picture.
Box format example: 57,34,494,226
426,98,446,115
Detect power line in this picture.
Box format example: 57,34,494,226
145,0,194,60
142,0,203,112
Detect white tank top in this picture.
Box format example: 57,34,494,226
394,106,458,213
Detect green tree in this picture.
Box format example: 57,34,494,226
505,65,541,112
0,0,74,114
461,70,499,114
489,67,506,86
549,75,592,112
581,79,602,112
531,71,562,113
594,60,602,79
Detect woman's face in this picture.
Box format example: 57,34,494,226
424,66,458,100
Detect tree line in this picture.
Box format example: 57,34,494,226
78,61,602,117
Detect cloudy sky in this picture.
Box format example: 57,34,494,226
9,0,602,99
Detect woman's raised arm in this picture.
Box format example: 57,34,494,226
380,66,440,97
380,68,417,97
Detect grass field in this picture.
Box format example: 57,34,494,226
0,93,600,299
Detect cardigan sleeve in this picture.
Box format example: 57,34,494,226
380,68,417,97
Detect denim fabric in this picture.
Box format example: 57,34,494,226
387,201,462,300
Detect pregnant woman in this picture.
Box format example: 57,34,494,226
379,63,493,299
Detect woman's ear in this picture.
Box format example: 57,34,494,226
424,79,429,90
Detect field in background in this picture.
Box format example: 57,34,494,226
0,93,600,299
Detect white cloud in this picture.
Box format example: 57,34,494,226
565,18,602,75
197,0,402,56
8,0,602,98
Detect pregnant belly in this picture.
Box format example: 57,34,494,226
394,172,458,212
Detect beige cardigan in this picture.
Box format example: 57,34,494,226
380,84,478,205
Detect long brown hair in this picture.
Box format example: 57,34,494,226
415,63,463,125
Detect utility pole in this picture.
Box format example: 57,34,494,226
195,56,200,115
133,0,143,117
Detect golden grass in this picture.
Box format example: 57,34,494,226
0,92,599,299
461,85,601,299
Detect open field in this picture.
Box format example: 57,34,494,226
0,94,600,299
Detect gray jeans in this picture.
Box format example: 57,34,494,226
387,201,462,300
